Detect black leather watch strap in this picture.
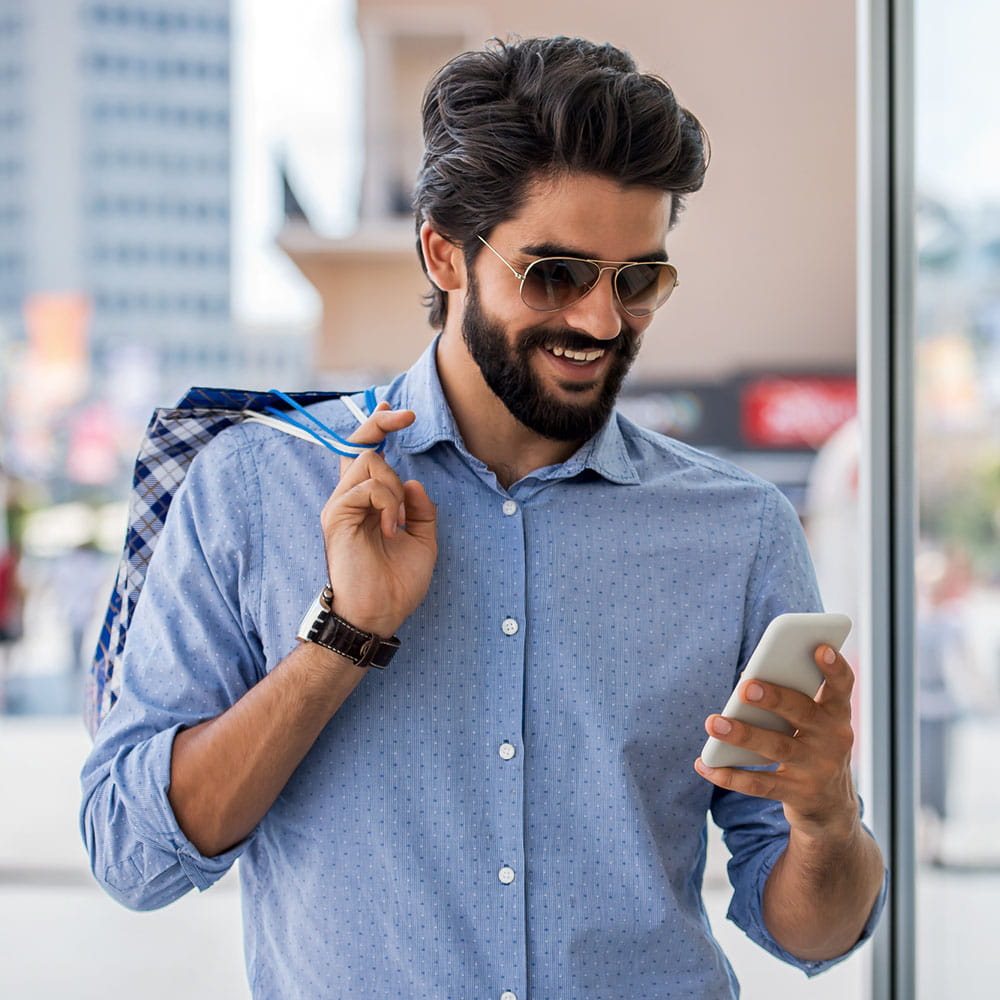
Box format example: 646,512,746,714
296,586,400,669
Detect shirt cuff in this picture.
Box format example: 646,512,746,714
726,830,889,977
109,723,249,891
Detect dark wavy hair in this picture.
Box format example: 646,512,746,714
413,36,709,328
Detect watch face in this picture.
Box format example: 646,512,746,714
297,592,328,641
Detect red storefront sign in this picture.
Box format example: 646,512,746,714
740,375,857,449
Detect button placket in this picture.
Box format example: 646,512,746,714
491,488,528,1000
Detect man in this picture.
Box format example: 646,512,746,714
82,36,885,998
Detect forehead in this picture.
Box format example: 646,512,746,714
498,172,673,259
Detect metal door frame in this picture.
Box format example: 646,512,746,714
857,1,916,997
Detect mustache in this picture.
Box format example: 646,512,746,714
519,326,635,356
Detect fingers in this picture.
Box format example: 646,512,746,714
338,402,415,480
694,646,862,837
813,644,855,701
694,721,855,814
323,408,435,542
698,662,854,766
695,645,859,806
334,447,404,506
327,404,411,535
694,755,782,800
314,400,437,640
702,711,799,767
333,403,420,529
732,645,854,733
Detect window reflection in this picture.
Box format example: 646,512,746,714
915,0,1000,993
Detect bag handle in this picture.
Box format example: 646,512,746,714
241,389,382,458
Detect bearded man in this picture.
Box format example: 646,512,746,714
82,35,885,999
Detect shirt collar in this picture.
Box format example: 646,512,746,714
556,411,640,485
395,336,639,486
395,337,466,454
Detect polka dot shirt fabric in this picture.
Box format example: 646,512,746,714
81,339,884,998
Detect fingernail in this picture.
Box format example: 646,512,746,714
695,759,715,776
712,717,732,736
746,682,764,702
823,646,837,665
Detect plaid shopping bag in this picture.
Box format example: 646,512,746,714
85,386,360,737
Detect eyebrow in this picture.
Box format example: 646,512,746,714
520,242,670,264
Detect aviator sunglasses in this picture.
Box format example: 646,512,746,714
477,235,679,318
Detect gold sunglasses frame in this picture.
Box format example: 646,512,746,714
477,235,679,318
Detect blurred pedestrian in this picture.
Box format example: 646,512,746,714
50,540,110,674
0,538,24,711
916,547,973,864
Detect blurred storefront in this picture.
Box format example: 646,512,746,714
278,0,859,387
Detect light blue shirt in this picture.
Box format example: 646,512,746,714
81,340,885,998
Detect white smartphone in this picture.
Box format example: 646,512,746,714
700,612,853,769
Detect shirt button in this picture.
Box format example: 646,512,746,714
498,742,516,761
498,866,516,885
500,993,518,1000
501,618,519,636
502,499,518,516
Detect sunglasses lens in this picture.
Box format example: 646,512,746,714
615,263,678,317
521,258,601,311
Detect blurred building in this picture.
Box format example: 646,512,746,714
279,1,858,382
0,0,231,397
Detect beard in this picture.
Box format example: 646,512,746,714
461,279,640,442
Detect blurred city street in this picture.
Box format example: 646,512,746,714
1,718,249,999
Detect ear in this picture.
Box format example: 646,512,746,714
420,222,466,292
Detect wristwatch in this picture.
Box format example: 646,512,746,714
296,586,401,669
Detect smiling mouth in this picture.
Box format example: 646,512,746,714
543,343,607,365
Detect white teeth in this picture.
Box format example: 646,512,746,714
545,345,605,364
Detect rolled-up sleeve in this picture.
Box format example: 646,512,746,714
80,429,265,910
714,785,888,976
81,724,247,909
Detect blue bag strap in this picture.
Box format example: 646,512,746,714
260,389,385,457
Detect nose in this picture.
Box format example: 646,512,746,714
560,266,624,341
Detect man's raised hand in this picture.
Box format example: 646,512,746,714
320,402,437,640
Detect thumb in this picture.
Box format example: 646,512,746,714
339,401,415,479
